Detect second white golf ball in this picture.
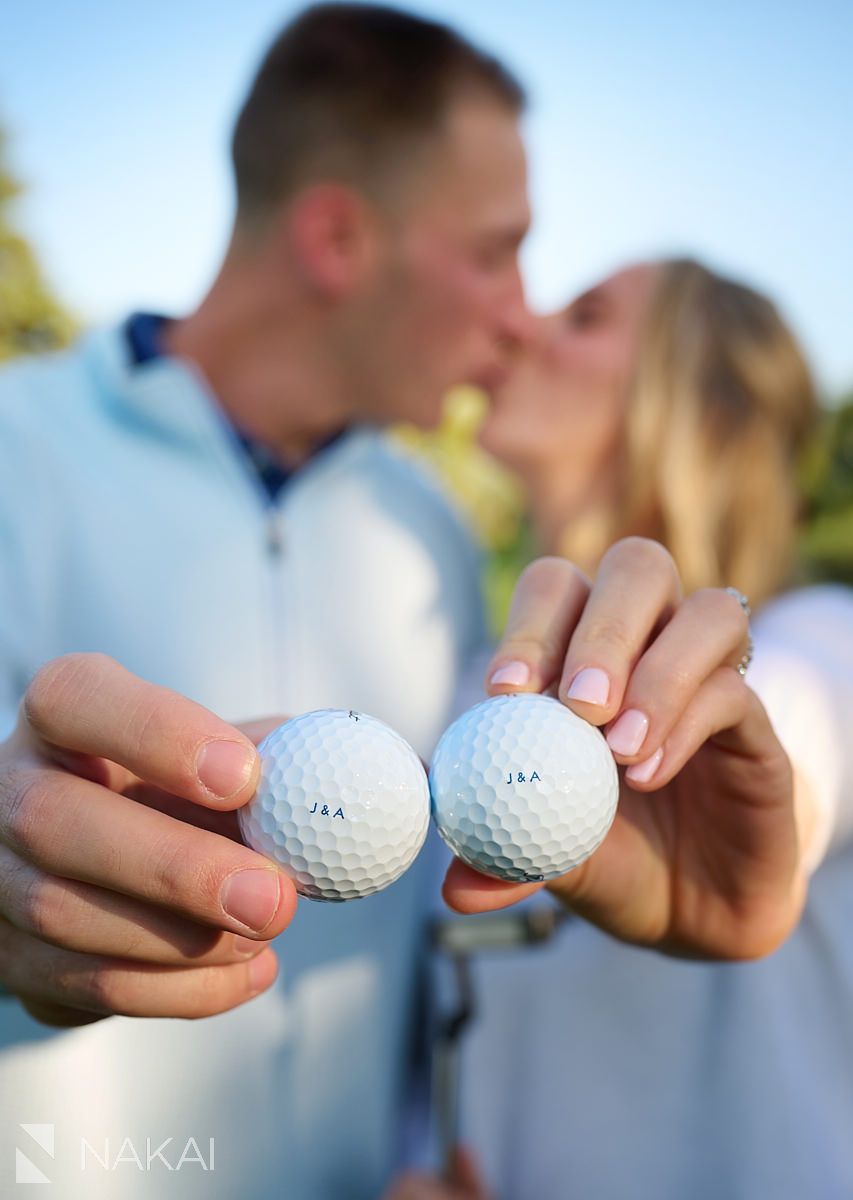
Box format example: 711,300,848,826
430,692,618,883
239,709,430,902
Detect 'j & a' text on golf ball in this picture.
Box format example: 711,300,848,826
239,709,430,902
429,693,618,883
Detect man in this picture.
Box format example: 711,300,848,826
0,6,529,1197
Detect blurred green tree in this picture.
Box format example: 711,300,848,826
0,125,75,362
799,393,853,584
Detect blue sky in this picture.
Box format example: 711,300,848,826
3,0,852,395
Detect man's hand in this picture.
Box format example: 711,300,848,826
443,541,806,960
0,654,296,1026
381,1148,492,1200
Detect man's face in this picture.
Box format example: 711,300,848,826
353,97,532,428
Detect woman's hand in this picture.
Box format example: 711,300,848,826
443,540,805,960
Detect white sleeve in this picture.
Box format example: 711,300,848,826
747,646,840,872
748,586,853,872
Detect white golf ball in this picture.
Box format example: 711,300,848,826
239,709,430,902
429,693,618,882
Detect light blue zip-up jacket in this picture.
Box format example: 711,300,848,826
0,326,485,1199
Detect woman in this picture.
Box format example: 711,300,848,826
393,259,853,1199
479,258,852,871
481,258,813,604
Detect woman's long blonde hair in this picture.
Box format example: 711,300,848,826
559,259,818,607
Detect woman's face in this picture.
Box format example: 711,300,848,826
479,264,659,493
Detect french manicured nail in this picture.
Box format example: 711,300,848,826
490,661,530,687
221,869,281,932
197,739,256,799
606,710,650,757
626,746,664,784
249,949,278,995
566,667,610,706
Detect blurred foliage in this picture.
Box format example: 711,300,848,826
799,393,853,585
0,126,76,362
394,387,530,635
396,387,525,548
400,387,853,636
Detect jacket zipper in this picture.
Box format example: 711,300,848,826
265,505,289,713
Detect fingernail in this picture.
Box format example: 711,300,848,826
220,869,281,932
249,949,278,995
197,740,256,799
566,667,610,706
626,746,664,784
606,709,649,757
232,934,262,958
489,660,530,687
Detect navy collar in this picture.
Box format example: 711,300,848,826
125,312,169,366
124,312,347,501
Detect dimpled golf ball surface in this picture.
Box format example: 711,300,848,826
239,710,430,902
430,693,619,882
